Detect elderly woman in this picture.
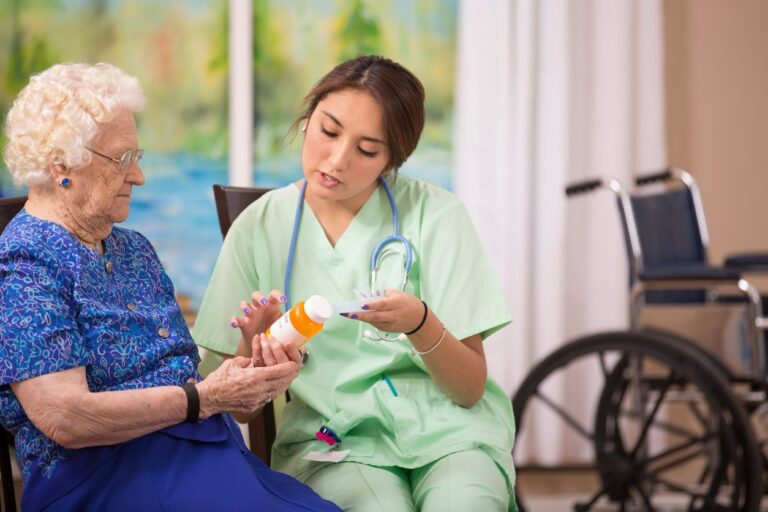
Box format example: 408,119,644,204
0,63,341,512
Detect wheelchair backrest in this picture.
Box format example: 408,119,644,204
628,187,706,269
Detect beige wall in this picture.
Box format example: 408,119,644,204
664,0,768,264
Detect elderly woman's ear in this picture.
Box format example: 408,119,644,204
47,159,69,187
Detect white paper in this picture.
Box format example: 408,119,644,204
334,298,373,314
302,449,351,463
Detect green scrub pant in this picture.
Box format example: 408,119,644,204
302,450,514,512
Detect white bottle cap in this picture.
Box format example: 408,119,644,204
305,295,333,323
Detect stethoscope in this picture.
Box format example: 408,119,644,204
284,175,413,342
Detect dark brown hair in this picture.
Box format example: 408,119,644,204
295,55,425,173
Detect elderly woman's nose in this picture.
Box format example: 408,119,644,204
128,162,146,185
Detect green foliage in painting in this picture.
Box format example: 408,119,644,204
334,0,382,61
0,0,229,169
0,0,62,156
250,0,457,174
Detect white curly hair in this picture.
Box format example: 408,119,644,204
3,62,146,187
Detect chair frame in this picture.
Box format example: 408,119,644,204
0,428,15,512
211,184,277,465
0,196,25,512
212,184,272,237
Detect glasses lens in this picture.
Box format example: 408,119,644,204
119,152,131,172
119,150,143,172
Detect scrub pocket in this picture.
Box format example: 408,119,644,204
376,378,513,457
276,403,378,458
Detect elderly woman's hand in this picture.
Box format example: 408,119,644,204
231,289,287,354
251,333,305,368
196,356,299,418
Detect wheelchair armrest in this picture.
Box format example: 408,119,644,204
639,265,741,282
723,252,768,272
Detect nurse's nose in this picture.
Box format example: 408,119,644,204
326,142,353,173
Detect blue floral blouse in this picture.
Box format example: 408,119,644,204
0,210,200,483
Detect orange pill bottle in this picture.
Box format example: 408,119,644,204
265,295,333,347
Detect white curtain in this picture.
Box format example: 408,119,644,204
454,0,666,462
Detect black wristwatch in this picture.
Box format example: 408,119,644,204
181,378,200,423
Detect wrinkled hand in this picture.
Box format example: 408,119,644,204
230,289,287,351
197,356,298,417
251,333,306,368
341,289,424,334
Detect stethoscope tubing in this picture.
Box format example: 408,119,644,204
284,176,412,310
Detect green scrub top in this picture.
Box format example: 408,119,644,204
193,176,516,494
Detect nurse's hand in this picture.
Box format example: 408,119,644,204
230,289,287,352
251,333,306,368
344,289,425,334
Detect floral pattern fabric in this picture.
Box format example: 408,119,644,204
0,210,200,481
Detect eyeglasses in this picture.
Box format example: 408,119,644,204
87,146,144,172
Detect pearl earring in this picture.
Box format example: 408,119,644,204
60,177,71,188
301,120,307,132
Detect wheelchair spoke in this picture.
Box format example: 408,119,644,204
631,481,655,511
574,484,610,511
686,400,709,431
647,475,727,512
645,433,718,475
533,391,594,441
696,455,714,485
617,407,700,439
648,476,709,501
630,370,677,458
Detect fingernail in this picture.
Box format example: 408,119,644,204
361,304,370,310
280,295,287,303
350,314,358,320
243,306,251,314
230,321,237,328
260,298,269,305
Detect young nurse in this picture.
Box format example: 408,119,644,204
193,55,516,511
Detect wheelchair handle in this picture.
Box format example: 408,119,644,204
636,170,672,186
565,179,603,197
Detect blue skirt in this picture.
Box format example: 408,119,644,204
24,415,340,512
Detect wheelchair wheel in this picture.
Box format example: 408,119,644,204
512,330,762,511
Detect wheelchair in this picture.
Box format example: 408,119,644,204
512,169,768,511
